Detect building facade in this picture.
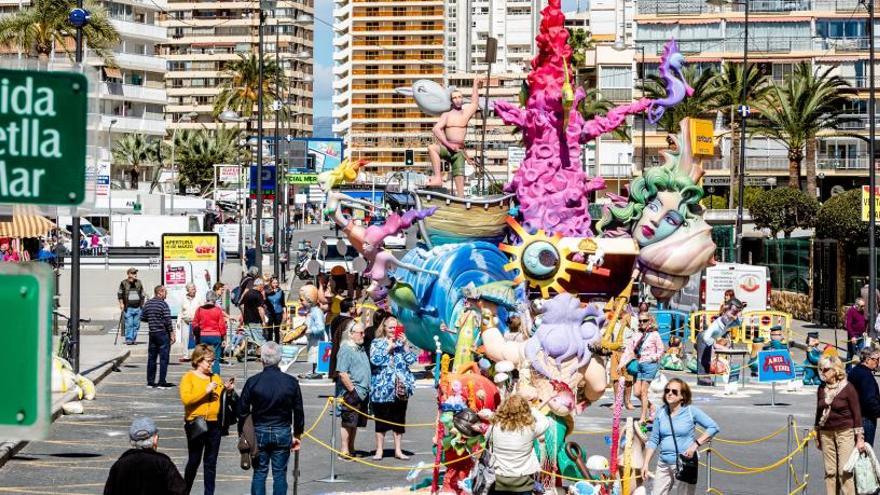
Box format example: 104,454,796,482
160,0,314,137
634,0,874,199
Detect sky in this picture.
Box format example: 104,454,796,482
312,0,583,121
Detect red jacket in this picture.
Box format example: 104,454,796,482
192,305,226,338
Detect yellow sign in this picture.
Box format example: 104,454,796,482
862,186,880,222
162,234,219,261
687,118,715,156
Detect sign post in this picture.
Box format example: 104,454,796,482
0,263,53,441
757,349,796,406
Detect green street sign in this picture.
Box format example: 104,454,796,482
0,69,88,205
287,173,318,185
0,263,52,441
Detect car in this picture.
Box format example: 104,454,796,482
312,237,357,277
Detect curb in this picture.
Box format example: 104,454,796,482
0,349,131,469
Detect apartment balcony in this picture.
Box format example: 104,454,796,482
333,74,351,90
816,37,873,52
111,52,167,73
334,33,351,48
817,156,869,171
110,19,167,43
704,156,791,172
598,88,633,102
101,114,165,136
99,82,167,104
636,0,861,15
839,114,880,130
636,0,715,16
598,164,632,178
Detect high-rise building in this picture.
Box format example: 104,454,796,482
332,0,445,175
0,0,169,186
160,1,314,137
634,0,872,199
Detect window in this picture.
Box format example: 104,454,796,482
601,66,632,88
393,7,405,16
366,21,379,30
393,21,406,31
393,108,406,118
772,63,794,81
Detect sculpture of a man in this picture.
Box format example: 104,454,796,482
427,79,481,197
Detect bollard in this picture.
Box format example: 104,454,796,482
706,447,713,491
802,428,810,495
318,398,348,483
787,415,794,494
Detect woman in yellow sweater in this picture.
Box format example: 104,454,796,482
179,344,234,495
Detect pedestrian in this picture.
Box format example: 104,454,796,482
336,322,371,458
103,417,186,495
238,277,268,357
328,298,355,380
192,292,227,375
618,311,664,424
245,245,257,271
264,276,286,344
816,355,866,495
642,378,719,495
697,298,743,386
238,266,259,300
848,346,880,446
488,394,551,494
177,283,202,362
210,282,227,310
299,284,326,379
239,341,304,495
369,315,417,460
141,285,175,388
610,306,638,411
117,267,146,345
845,298,868,371
179,344,235,495
861,283,880,315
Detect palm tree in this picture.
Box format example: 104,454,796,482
709,62,771,207
751,62,855,197
0,0,119,64
112,133,156,189
641,65,720,136
212,53,288,125
173,126,246,194
578,88,630,141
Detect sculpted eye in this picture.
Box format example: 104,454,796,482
647,200,660,212
521,240,560,280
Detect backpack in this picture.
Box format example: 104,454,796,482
230,277,251,306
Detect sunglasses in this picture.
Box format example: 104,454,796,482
664,388,681,396
820,367,832,373
639,319,651,323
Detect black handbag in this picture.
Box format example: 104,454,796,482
469,426,496,495
185,416,209,442
218,389,239,436
666,406,699,485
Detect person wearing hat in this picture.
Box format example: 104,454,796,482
697,297,743,386
103,417,186,495
117,267,146,345
191,291,228,375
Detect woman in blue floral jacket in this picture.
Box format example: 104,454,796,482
369,315,417,460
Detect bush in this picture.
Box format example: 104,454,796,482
750,187,819,238
816,189,869,243
702,195,727,210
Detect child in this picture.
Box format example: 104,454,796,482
660,335,685,371
801,332,823,386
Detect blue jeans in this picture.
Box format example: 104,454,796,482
847,337,864,371
124,307,141,343
865,417,877,446
146,331,171,386
200,335,223,374
252,425,292,495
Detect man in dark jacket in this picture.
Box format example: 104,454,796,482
848,345,880,445
141,285,175,388
845,298,868,371
117,267,146,345
239,341,304,495
104,417,185,495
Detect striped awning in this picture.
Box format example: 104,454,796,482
0,205,56,238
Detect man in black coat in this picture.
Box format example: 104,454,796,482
104,417,185,495
848,345,880,445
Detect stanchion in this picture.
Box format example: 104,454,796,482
243,332,249,381
706,447,713,491
802,428,810,495
318,397,348,483
786,415,794,493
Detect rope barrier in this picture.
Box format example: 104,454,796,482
537,468,642,484
335,397,437,427
706,488,725,495
698,424,788,445
787,480,809,495
302,397,333,436
700,432,815,476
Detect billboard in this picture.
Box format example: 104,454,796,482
287,137,345,174
161,233,220,317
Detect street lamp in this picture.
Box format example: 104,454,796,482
169,111,198,214
107,118,117,223
706,0,750,264
861,0,878,334
220,110,256,272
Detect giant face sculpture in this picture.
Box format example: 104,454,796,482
633,191,686,247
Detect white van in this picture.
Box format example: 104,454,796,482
702,262,771,312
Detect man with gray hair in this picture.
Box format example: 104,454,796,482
845,297,868,371
239,341,305,495
176,282,201,362
849,345,880,445
103,417,185,494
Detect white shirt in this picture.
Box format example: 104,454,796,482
179,294,202,324
490,408,551,477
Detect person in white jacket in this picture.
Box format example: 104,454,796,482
176,283,202,362
489,394,550,494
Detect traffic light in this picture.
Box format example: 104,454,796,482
405,149,414,166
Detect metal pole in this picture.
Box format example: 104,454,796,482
70,0,85,374
480,68,492,195
640,46,646,173
318,397,347,483
273,14,281,277
802,428,810,495
170,128,176,214
256,6,265,272
706,447,713,491
868,0,877,333
786,414,793,493
735,0,749,264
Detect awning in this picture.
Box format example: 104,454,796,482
0,205,56,238
103,66,122,79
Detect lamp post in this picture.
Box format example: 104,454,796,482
169,111,198,214
107,118,117,223
862,0,877,333
707,0,750,264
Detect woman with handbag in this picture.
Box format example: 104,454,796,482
179,344,235,495
369,315,418,460
488,394,550,495
191,292,227,375
263,276,287,344
618,312,665,424
815,355,865,495
642,378,718,495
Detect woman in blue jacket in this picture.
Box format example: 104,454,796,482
642,378,719,495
